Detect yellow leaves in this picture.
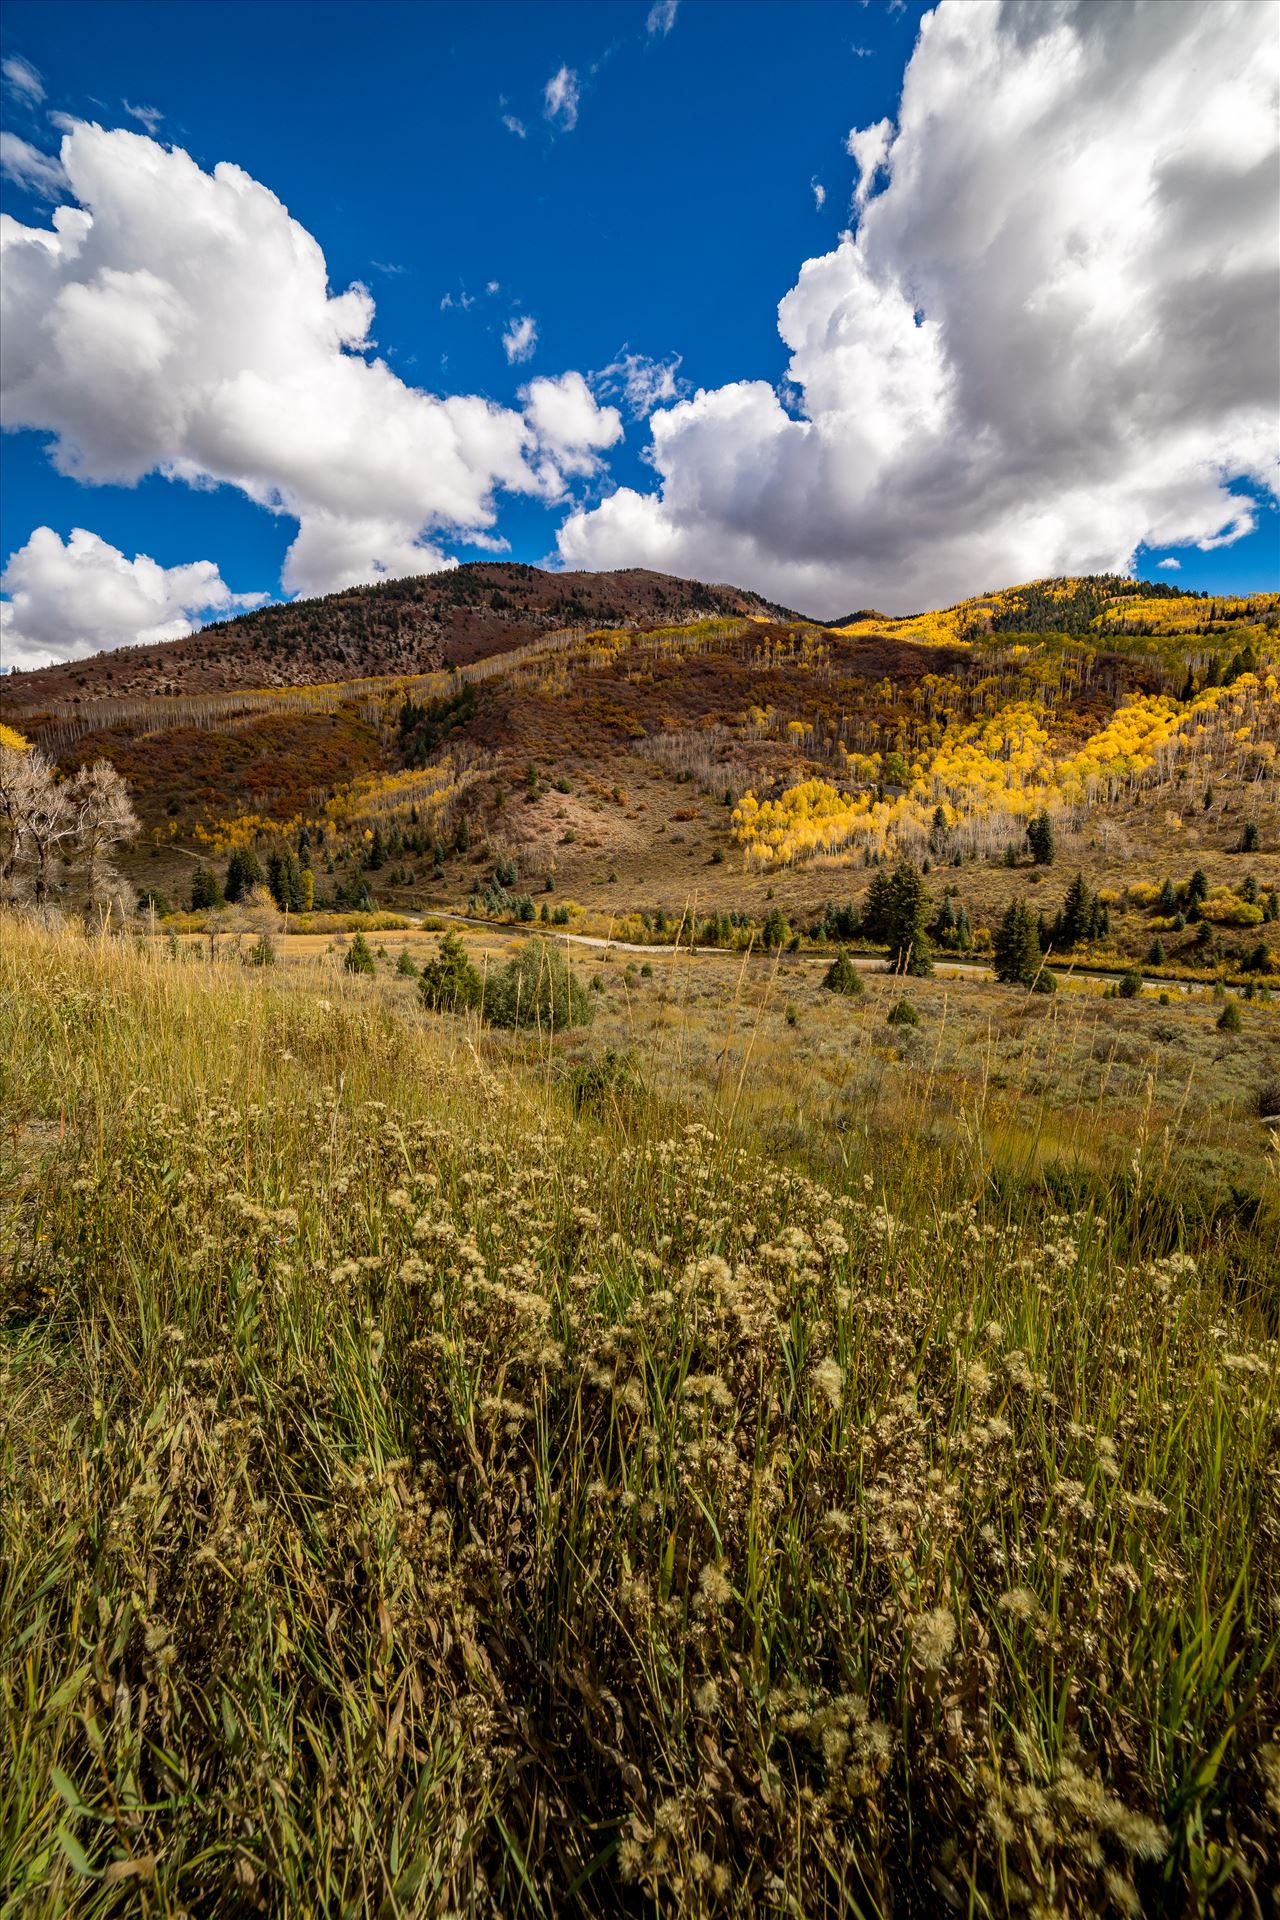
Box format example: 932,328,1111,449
731,667,1280,870
323,763,459,833
0,724,32,753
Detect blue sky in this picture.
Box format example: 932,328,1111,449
1,0,1276,664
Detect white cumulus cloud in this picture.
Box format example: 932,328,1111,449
0,121,615,610
1,526,263,670
502,314,538,363
558,0,1280,615
521,371,622,482
543,66,580,130
1157,557,1182,570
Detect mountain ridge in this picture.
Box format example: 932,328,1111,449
0,563,801,710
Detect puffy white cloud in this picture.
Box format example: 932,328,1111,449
647,0,678,35
1158,557,1182,570
503,314,538,363
0,131,66,197
810,176,826,211
281,513,453,598
520,372,622,480
1,54,44,104
560,0,1279,614
1,526,263,670
1,121,611,607
543,66,579,131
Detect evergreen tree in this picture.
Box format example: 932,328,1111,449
993,899,1041,986
367,826,387,871
267,851,306,911
418,933,482,1010
1158,877,1177,915
190,866,223,910
761,906,790,950
1026,810,1056,866
225,846,264,903
823,951,864,996
1146,938,1166,967
343,933,375,975
861,869,896,944
1056,872,1095,948
885,862,932,975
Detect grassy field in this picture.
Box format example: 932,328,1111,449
2,919,1278,1917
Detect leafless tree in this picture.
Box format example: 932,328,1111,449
0,742,138,916
70,760,140,918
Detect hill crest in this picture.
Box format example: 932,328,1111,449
0,563,799,710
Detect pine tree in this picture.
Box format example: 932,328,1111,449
885,861,932,975
1057,872,1094,948
823,951,864,996
1026,810,1055,866
225,846,264,903
761,906,790,950
343,932,375,975
190,866,223,910
861,870,896,944
418,932,481,1010
993,899,1041,986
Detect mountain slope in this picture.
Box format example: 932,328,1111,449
0,564,800,709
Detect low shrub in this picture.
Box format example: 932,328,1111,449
485,938,594,1031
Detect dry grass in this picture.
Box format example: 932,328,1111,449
2,917,1278,1916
